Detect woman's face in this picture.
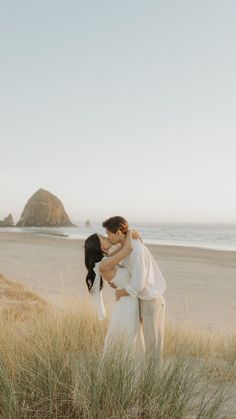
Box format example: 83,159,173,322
98,234,113,253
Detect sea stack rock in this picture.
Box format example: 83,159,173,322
0,214,14,227
17,189,74,227
85,219,91,227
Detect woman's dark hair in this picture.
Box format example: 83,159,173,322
84,233,104,292
102,216,129,234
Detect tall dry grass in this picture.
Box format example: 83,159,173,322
0,275,235,418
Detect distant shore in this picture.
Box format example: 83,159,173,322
1,223,236,252
0,231,236,334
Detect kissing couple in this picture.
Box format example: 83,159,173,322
85,216,166,361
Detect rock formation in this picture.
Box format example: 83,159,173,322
17,189,74,227
85,219,91,227
0,214,14,227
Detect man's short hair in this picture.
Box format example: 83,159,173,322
102,216,129,233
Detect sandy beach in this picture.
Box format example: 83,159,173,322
0,231,236,334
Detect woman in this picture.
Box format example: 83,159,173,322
84,231,144,355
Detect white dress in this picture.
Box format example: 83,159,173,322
92,262,145,357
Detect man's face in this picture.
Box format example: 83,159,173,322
106,229,122,245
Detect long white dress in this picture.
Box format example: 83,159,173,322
92,262,145,357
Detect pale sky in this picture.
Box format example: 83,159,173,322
1,0,236,224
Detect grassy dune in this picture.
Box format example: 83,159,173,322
0,275,235,418
0,274,47,321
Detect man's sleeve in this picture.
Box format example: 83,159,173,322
125,247,146,297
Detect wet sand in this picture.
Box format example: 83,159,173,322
0,232,236,333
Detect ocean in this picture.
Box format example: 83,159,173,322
2,223,236,251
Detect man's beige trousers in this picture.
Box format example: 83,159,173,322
139,294,166,361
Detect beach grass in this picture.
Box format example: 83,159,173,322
0,296,235,419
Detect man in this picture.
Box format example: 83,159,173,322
102,216,166,361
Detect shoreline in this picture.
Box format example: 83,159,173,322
0,231,236,334
1,230,236,253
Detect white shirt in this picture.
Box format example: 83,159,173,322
122,240,166,300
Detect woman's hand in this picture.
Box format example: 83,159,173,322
132,230,143,242
123,230,133,255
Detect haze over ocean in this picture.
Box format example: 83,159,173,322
1,1,236,224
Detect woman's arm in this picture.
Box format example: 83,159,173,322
108,231,142,257
99,231,133,272
107,244,122,257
